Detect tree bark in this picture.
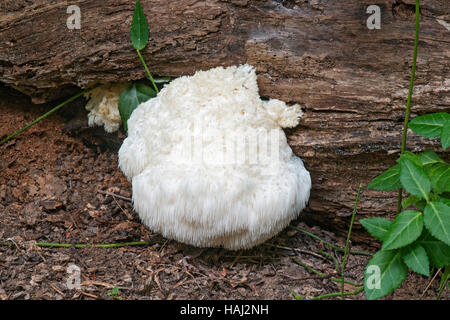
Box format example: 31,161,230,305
1,0,449,241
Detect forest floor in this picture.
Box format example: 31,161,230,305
0,85,447,300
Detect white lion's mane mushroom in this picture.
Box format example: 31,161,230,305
84,83,129,133
118,64,311,250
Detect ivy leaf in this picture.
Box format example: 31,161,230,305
417,230,450,268
399,158,431,200
364,249,408,300
409,112,450,138
130,0,149,50
360,217,392,241
401,243,430,276
118,83,156,132
419,150,443,167
368,164,402,191
382,210,423,250
424,202,450,246
441,120,450,150
424,163,450,194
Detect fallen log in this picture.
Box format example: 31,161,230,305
1,0,449,241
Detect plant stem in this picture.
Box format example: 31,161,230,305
318,250,340,271
397,0,420,213
292,258,362,287
290,226,372,256
136,49,159,93
341,184,362,299
0,241,159,248
1,89,89,145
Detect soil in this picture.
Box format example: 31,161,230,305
0,86,448,300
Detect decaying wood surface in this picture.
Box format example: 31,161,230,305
1,0,449,241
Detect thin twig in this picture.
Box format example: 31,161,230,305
263,243,327,260
420,268,441,299
50,283,65,296
111,195,134,220
341,184,362,299
81,280,114,289
77,290,98,299
98,190,132,202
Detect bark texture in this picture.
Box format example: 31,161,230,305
1,0,449,241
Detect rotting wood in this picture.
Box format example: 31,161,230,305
0,0,449,242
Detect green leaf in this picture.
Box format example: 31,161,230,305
154,77,171,84
419,150,443,167
441,120,450,150
409,112,450,138
130,0,149,50
401,195,421,209
415,199,427,211
383,210,423,250
118,83,156,132
398,152,422,167
402,243,430,276
424,163,450,194
364,249,408,300
439,266,450,294
424,202,450,246
401,196,427,211
439,198,450,207
112,286,119,295
417,230,450,268
360,217,392,241
399,158,431,200
368,164,402,191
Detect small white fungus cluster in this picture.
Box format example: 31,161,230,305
118,64,311,250
84,83,128,133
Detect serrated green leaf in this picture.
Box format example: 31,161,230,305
118,83,156,132
130,0,149,50
399,158,431,200
397,152,422,167
424,202,450,246
364,249,408,300
368,164,402,191
439,198,450,206
402,243,430,276
401,195,421,209
441,120,450,150
360,217,392,241
383,210,423,250
419,150,443,167
409,112,450,138
424,163,450,194
417,230,450,268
